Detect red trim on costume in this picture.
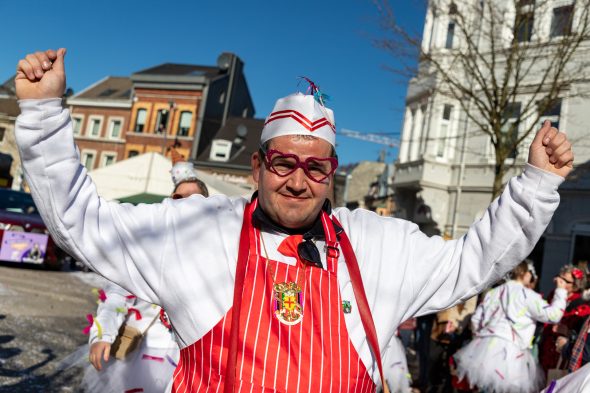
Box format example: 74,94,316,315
265,109,336,132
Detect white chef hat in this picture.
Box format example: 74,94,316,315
260,80,336,147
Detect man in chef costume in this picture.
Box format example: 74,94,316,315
14,49,573,392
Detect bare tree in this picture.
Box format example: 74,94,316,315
374,0,590,198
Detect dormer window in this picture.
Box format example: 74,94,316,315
209,139,232,162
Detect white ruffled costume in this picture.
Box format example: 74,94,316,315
82,281,179,393
454,281,567,393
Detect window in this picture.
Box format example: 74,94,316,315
0,127,5,142
155,109,169,133
100,153,116,167
81,151,96,169
135,109,147,132
209,139,232,162
551,5,574,37
87,117,102,137
516,12,534,42
128,150,140,158
445,22,455,49
437,105,453,157
538,98,562,128
108,118,122,139
501,103,521,159
177,111,192,137
72,116,83,136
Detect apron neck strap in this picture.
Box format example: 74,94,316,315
331,215,390,393
321,210,340,271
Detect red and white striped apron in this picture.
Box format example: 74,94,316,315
172,201,376,393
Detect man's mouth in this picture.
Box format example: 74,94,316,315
280,194,308,201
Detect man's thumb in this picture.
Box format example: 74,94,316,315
52,48,67,73
531,120,551,147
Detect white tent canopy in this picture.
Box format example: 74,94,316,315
88,152,250,203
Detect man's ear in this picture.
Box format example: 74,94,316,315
251,151,261,183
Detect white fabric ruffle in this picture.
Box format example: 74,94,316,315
454,336,544,393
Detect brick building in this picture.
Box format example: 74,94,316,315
68,52,255,172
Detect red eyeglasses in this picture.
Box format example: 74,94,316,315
260,146,338,183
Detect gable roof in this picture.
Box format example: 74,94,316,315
71,76,132,100
133,63,221,79
346,161,387,203
195,117,264,169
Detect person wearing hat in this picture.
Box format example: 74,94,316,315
14,49,573,392
170,148,209,199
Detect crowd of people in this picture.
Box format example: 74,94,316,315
14,48,579,392
389,261,590,393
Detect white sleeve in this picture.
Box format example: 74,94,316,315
340,161,562,330
526,288,567,324
16,99,171,304
89,282,134,345
401,164,562,319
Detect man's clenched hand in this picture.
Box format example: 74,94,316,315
528,120,574,178
15,48,66,100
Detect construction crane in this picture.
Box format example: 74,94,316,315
340,128,400,162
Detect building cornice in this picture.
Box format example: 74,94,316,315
124,132,194,141
67,98,132,108
131,74,207,85
74,136,126,144
132,82,205,91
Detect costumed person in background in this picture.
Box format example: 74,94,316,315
15,49,573,393
550,280,590,381
539,265,589,375
82,151,208,393
454,261,567,393
83,282,178,393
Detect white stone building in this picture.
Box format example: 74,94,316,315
393,0,590,292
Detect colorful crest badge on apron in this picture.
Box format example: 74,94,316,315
273,282,303,325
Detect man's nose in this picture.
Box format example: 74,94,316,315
286,167,308,193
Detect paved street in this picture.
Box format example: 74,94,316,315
0,264,106,392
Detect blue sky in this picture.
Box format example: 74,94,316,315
0,0,425,165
